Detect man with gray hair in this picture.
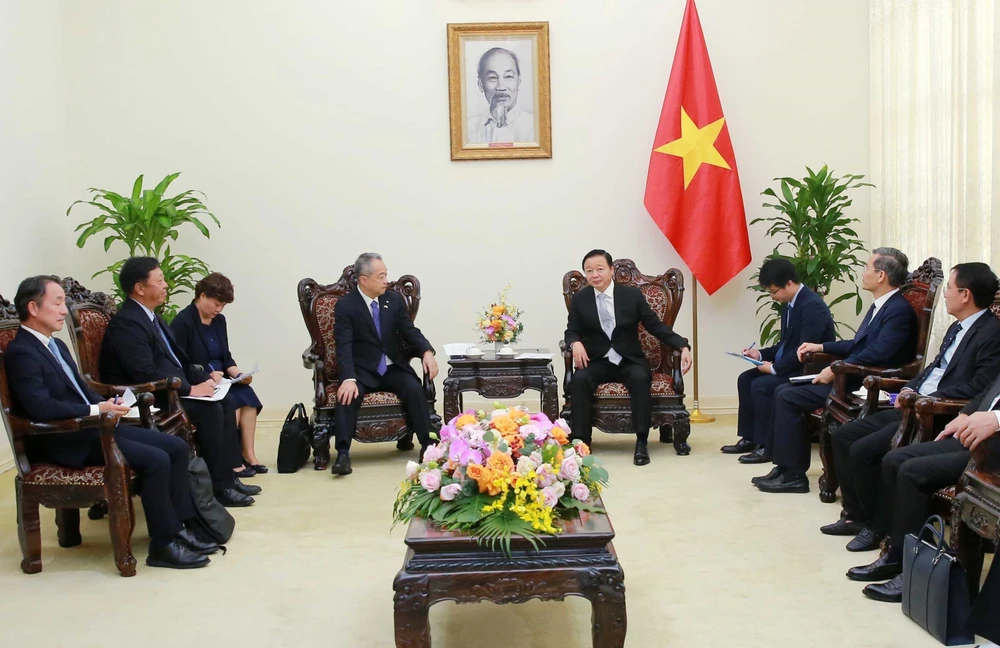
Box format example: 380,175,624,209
753,247,920,493
467,46,536,145
328,253,439,475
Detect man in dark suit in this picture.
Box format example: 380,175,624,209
721,258,836,461
821,263,1000,550
565,249,692,466
847,378,1000,603
100,257,257,507
755,247,919,493
5,275,218,569
332,252,439,476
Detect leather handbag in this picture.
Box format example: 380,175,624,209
186,455,235,544
901,515,974,646
276,403,313,473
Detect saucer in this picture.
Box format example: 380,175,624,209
464,351,484,359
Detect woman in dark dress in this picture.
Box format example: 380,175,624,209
171,273,267,475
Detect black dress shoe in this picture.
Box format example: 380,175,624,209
738,448,772,464
756,473,809,493
146,541,210,569
331,451,352,475
862,574,903,602
821,518,865,536
847,552,902,582
721,438,758,454
846,528,881,552
234,466,256,478
751,466,783,485
633,439,650,466
396,437,415,452
233,478,262,496
176,528,220,555
214,487,254,507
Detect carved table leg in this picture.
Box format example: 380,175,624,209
393,573,431,647
581,566,627,648
313,420,331,471
16,480,42,574
56,508,82,548
672,414,691,456
542,374,560,421
442,377,461,423
817,419,840,503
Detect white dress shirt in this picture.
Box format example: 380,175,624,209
594,283,622,365
21,325,100,416
870,287,900,320
918,309,987,396
466,104,536,144
132,298,156,322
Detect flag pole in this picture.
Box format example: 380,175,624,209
689,275,715,423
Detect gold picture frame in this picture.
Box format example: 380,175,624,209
447,22,552,161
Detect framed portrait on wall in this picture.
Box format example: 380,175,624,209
447,22,551,161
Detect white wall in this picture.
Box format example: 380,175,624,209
0,0,70,469
50,0,870,416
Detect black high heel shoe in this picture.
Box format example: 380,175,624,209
234,465,256,478
244,458,268,474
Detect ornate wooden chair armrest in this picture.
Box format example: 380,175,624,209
911,396,969,444
802,351,843,375
302,348,320,370
888,390,922,448
668,347,686,395
861,376,909,417
560,340,574,397
8,411,114,436
830,361,906,379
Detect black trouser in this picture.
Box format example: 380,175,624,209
736,369,787,446
569,358,651,443
80,425,195,547
770,382,832,471
870,437,969,553
182,398,241,490
333,365,431,453
969,557,1000,643
832,408,902,523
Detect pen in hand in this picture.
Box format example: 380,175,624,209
743,341,757,356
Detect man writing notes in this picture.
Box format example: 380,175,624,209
565,250,693,466
100,257,257,507
720,258,835,461
6,275,218,569
821,263,1000,550
754,248,918,493
331,253,439,476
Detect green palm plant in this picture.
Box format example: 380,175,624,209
67,172,220,322
749,165,872,345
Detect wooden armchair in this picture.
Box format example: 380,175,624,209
0,295,137,576
808,257,943,503
558,259,690,455
61,277,192,444
952,445,999,600
298,266,442,471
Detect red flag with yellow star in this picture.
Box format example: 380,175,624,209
643,0,750,296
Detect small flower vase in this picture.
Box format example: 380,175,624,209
494,341,503,354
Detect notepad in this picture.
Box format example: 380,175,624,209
725,351,764,367
221,362,259,384
182,382,232,402
789,374,819,383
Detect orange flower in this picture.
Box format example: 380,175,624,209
504,434,524,453
491,319,503,329
550,426,570,446
487,452,514,473
492,415,518,435
491,305,505,316
466,463,494,493
575,441,591,457
455,414,477,429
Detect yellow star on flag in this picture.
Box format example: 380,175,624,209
654,107,731,189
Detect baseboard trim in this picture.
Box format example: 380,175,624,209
0,457,14,475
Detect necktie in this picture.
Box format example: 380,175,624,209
154,318,183,368
47,338,90,405
913,322,961,393
854,304,876,341
370,299,387,376
597,293,622,365
775,305,791,363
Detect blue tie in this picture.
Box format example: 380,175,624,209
370,300,387,376
775,305,791,363
47,338,90,405
854,304,876,340
154,318,183,368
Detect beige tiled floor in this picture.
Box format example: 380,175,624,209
0,415,990,647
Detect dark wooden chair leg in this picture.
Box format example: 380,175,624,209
658,425,673,443
104,479,136,577
87,501,109,520
56,508,82,548
817,418,840,503
312,419,331,470
16,480,42,574
672,415,691,456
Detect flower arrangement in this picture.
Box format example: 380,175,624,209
392,405,609,555
476,285,524,345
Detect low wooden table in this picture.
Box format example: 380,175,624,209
392,501,626,647
442,349,559,422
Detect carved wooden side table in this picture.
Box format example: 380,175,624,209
442,350,559,422
392,501,626,647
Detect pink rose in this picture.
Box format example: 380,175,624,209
440,483,462,501
438,425,457,442
554,418,571,433
422,444,445,463
571,483,590,501
404,461,420,480
530,412,553,426
559,457,581,481
419,469,441,492
535,463,557,488
540,486,560,508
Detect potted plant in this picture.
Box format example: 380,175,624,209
67,172,219,322
749,165,872,344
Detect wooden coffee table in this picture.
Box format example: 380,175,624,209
442,349,559,423
392,499,626,647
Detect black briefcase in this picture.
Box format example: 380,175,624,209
276,403,313,473
901,515,974,646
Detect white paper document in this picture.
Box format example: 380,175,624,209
444,343,480,357
183,382,232,402
853,386,891,402
514,353,554,360
789,374,819,383
221,362,259,384
120,388,137,408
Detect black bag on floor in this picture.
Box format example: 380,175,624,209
901,515,973,646
186,455,235,544
277,403,313,474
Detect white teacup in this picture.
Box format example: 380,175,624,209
465,346,483,358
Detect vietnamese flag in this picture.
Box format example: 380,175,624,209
643,0,750,296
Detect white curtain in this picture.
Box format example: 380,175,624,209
869,0,997,353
